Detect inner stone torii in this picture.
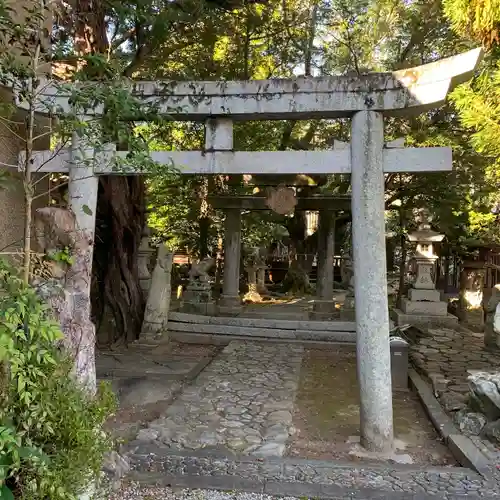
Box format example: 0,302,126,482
19,48,482,453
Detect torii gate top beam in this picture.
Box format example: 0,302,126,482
18,49,482,121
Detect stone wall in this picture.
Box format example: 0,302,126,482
0,122,49,257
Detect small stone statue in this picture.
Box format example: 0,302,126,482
188,257,216,282
34,207,78,254
33,207,78,282
182,256,216,315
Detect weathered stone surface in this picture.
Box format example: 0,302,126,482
401,298,448,316
102,450,131,492
468,372,500,421
453,410,487,436
220,208,242,313
440,391,467,412
351,110,393,452
140,245,173,340
26,48,483,120
168,311,356,332
135,341,303,457
428,372,450,396
482,419,500,445
126,446,500,498
408,288,441,302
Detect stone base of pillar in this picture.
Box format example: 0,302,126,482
310,300,336,321
218,295,242,316
391,308,458,329
401,297,448,316
182,301,216,315
181,282,216,316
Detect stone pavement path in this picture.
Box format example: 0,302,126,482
136,341,304,457
409,325,500,459
410,326,500,412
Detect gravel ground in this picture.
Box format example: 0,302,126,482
110,484,299,500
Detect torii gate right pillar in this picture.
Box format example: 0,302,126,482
351,110,393,452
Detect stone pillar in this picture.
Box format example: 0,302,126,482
139,244,174,343
137,225,155,299
257,267,268,294
351,110,394,452
312,210,336,320
219,208,242,315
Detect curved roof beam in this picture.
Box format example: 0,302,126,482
16,48,483,120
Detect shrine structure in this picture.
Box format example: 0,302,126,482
8,47,482,453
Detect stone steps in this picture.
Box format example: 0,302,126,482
167,312,356,344
124,445,493,500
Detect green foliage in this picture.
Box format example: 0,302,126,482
47,247,74,266
451,65,500,158
443,0,500,48
0,259,116,499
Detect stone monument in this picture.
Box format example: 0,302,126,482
137,225,155,299
243,248,268,302
340,253,356,320
181,257,216,315
393,210,457,328
138,244,174,344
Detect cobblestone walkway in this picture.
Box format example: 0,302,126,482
410,327,500,411
135,341,304,457
409,326,500,459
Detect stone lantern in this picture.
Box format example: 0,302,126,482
407,211,444,295
394,209,457,327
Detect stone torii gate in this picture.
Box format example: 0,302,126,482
18,48,482,453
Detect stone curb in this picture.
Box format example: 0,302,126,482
409,369,459,440
409,369,495,479
124,444,499,498
127,471,454,499
127,444,463,472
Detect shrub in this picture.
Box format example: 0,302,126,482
0,259,117,499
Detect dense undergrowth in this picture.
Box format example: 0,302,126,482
0,259,116,499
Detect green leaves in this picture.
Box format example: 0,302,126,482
81,205,93,216
0,258,117,499
0,484,14,500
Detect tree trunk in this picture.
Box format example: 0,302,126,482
93,177,145,345
73,0,147,346
282,211,310,293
